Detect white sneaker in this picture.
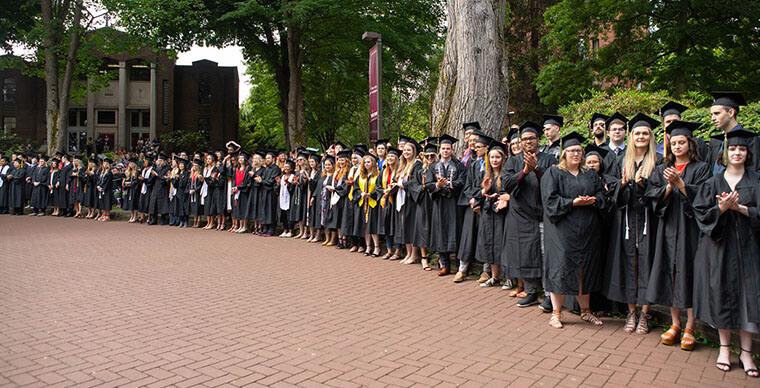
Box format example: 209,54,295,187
284,232,292,238
279,232,287,237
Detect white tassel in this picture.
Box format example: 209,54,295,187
625,208,630,240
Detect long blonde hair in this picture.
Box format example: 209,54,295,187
558,148,589,173
125,163,138,179
396,143,417,179
359,155,379,180
622,127,657,181
483,148,505,189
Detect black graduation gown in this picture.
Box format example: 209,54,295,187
475,177,506,266
259,164,281,225
306,170,322,228
67,167,83,205
338,169,358,237
645,161,711,308
325,174,344,230
376,169,397,237
247,167,263,220
213,167,227,216
355,175,381,235
457,157,484,261
82,171,96,208
59,162,72,209
231,167,252,221
7,166,26,208
706,124,760,174
122,173,140,211
96,171,115,210
314,173,335,229
395,161,422,245
24,164,33,201
411,165,432,248
137,166,155,213
202,167,216,217
541,167,607,295
149,165,170,215
0,164,11,207
692,170,760,330
289,171,309,223
426,159,465,253
603,158,660,305
30,165,50,209
187,173,203,216
500,152,557,279
50,170,67,207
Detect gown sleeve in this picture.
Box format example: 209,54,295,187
540,167,575,224
692,177,724,239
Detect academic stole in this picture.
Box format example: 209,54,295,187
380,168,395,208
358,175,377,222
436,162,455,191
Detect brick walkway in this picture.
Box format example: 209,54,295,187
0,216,755,387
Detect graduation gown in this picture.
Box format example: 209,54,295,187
603,158,660,305
122,173,140,211
314,173,335,229
231,167,251,221
338,168,359,237
475,177,506,266
202,167,217,217
289,171,309,223
30,165,50,209
706,124,760,174
541,167,607,295
457,157,485,262
426,159,465,253
306,170,322,228
0,164,11,207
188,172,203,216
149,165,170,215
248,167,263,220
81,170,97,208
325,173,344,230
395,160,422,245
355,174,381,235
59,162,73,209
500,152,557,279
96,171,115,210
645,161,711,308
259,164,281,225
692,170,760,330
7,166,26,208
68,167,84,205
213,167,228,216
137,166,155,213
50,170,67,208
376,168,397,237
411,164,432,248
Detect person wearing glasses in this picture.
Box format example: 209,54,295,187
497,121,557,308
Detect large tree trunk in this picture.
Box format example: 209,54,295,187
286,23,305,151
56,0,84,153
431,0,509,152
41,0,61,155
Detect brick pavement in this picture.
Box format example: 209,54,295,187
0,216,755,387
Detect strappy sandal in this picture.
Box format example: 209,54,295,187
515,291,528,299
388,254,401,261
635,312,650,334
680,328,695,351
740,348,759,378
580,309,603,326
508,287,524,297
623,311,637,333
716,344,731,372
661,325,681,346
549,311,563,329
381,252,392,259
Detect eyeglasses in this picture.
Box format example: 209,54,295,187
565,149,583,154
520,136,537,141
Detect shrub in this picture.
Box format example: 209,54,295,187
158,130,210,153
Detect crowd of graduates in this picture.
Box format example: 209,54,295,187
1,91,759,377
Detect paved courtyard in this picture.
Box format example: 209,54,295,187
0,216,755,387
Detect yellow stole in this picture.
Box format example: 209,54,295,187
347,166,360,201
380,168,395,208
359,174,377,222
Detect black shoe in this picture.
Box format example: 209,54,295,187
517,293,539,307
147,220,157,225
538,297,553,313
64,212,74,217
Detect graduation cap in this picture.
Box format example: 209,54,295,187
352,147,366,157
102,157,113,164
387,146,401,157
374,138,389,146
0,155,9,162
438,134,458,145
72,154,83,161
584,144,609,160
507,126,520,142
665,120,701,138
629,113,660,131
128,158,139,164
488,140,507,155
711,91,747,111
324,154,336,164
332,141,347,150
285,159,296,169
50,157,60,164
398,135,413,144
297,151,310,160
277,149,287,156
254,151,266,158
712,128,757,147
519,121,542,137
157,153,168,161
475,134,493,145
192,158,203,165
423,136,438,146
239,151,251,159
354,144,368,153
266,150,277,158
605,112,629,129
659,101,688,118
589,113,610,126
173,155,182,162
208,153,218,161
308,153,321,162
144,155,154,164
560,132,586,150
40,155,49,162
336,150,352,159
543,114,564,127
365,153,379,162
225,141,241,151
423,143,438,154
463,121,481,132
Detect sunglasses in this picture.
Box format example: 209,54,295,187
425,154,436,158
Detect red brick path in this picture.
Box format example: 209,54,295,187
0,216,754,387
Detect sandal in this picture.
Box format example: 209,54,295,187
580,309,603,326
716,344,731,372
388,254,401,261
371,249,381,257
680,328,695,351
508,287,524,298
740,348,759,378
549,311,563,329
515,291,528,299
661,325,681,346
623,311,637,333
635,312,650,334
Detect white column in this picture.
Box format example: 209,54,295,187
118,61,128,150
150,64,158,141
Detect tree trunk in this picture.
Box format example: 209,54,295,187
431,0,509,152
56,0,84,153
673,1,689,98
41,0,61,155
286,23,305,151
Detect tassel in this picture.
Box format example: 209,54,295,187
723,132,729,166
624,208,630,240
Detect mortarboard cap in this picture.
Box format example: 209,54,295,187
285,159,296,169
423,143,438,154
507,126,520,142
659,101,688,118
605,112,629,129
584,144,609,160
225,141,241,151
629,113,660,131
374,138,389,146
711,91,747,111
192,158,203,165
337,150,352,159
386,146,401,157
543,114,564,127
308,153,321,162
438,134,458,145
488,140,507,154
590,113,610,126
324,154,336,164
712,128,757,147
560,132,586,150
519,121,542,136
665,120,701,138
423,136,438,146
332,141,347,150
475,134,493,145
463,122,481,132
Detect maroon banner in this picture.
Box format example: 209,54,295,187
368,45,379,142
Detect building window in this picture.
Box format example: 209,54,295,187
2,78,16,103
67,110,87,127
131,110,150,128
97,110,116,125
198,118,211,141
3,117,16,134
591,39,600,57
198,73,211,105
130,63,150,81
162,80,169,125
99,61,120,79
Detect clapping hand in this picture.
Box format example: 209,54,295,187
573,195,596,206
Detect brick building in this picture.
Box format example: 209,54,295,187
0,47,238,153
